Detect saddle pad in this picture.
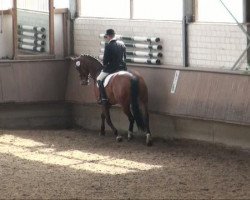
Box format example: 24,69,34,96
99,71,133,88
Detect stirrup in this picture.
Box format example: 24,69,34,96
97,99,102,105
97,98,108,105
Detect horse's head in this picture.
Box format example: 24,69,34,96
68,55,91,85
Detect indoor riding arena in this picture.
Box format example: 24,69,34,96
0,0,250,199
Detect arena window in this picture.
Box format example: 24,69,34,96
54,0,69,9
0,0,69,60
17,0,49,12
133,0,183,21
79,0,130,19
197,0,243,23
0,0,12,10
79,0,182,20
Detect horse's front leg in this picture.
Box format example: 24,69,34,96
103,105,122,142
99,111,106,136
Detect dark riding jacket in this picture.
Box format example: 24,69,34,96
103,39,126,73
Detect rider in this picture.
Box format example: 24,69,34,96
97,28,127,105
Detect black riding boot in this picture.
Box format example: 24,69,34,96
97,80,108,105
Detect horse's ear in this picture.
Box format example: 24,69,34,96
65,56,76,61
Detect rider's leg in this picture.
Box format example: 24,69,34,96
97,71,109,104
97,80,108,104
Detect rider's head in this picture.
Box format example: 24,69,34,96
104,29,115,41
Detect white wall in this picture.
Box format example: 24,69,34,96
0,15,13,59
74,18,248,71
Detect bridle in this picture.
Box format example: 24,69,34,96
74,58,91,85
71,54,102,85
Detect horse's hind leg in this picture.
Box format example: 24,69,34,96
142,105,152,146
122,105,134,141
103,106,122,142
100,111,106,136
145,112,152,146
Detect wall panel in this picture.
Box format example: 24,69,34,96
0,60,68,103
66,65,250,125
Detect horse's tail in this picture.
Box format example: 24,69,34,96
131,76,145,132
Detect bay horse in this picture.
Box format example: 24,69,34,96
69,54,152,146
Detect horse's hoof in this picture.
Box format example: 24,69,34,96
116,136,123,142
146,140,153,146
146,134,153,146
127,131,133,141
128,135,133,141
114,130,118,136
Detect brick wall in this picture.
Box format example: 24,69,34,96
189,23,247,70
74,19,182,66
74,18,248,70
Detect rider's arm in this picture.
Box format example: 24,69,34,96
123,46,126,60
103,44,111,67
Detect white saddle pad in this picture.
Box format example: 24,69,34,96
98,71,133,87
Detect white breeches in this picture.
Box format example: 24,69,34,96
97,71,109,81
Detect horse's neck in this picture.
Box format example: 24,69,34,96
89,63,102,82
83,55,103,82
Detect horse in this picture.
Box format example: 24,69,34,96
69,54,152,146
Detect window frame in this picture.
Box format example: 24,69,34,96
12,0,55,60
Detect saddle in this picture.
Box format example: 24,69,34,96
98,71,133,87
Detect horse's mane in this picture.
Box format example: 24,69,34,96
80,54,103,67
